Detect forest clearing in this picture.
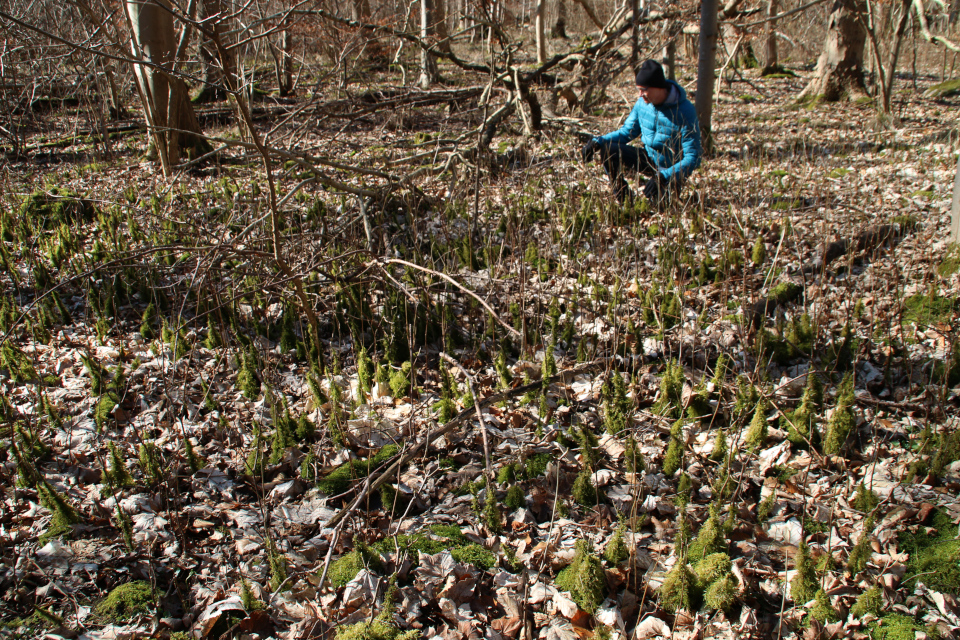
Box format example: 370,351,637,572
1,0,960,639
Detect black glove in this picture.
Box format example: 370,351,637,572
642,173,667,201
581,138,600,163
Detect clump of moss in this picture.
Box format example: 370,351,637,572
791,540,818,604
751,237,766,265
852,482,879,513
115,505,134,551
769,281,801,303
693,552,737,611
688,505,725,562
556,540,606,614
710,429,728,462
868,614,924,640
605,524,629,564
328,536,384,587
38,481,80,544
660,559,697,613
732,376,759,424
389,362,412,398
505,485,525,510
318,445,399,495
93,581,154,622
662,419,684,476
808,589,838,623
334,580,419,640
525,453,551,478
653,360,684,418
822,373,855,456
357,346,374,395
268,539,289,591
744,400,768,452
103,442,134,489
572,465,603,507
602,371,631,435
240,579,264,611
783,373,821,446
236,346,261,399
482,478,503,533
450,544,497,570
847,515,875,575
850,584,882,618
898,508,960,593
624,435,645,472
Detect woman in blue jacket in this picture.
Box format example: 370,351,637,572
582,60,702,206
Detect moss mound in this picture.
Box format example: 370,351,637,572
555,540,605,614
94,581,155,622
318,445,399,495
898,508,960,593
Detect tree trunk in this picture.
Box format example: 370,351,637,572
419,0,439,89
434,0,451,53
696,0,719,153
535,0,546,63
125,0,208,174
272,17,294,96
799,0,868,101
663,20,677,79
551,0,567,38
194,0,233,103
876,0,912,112
761,0,780,73
630,0,639,65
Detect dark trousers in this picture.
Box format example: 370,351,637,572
597,141,677,204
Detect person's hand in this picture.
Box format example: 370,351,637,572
581,138,599,163
642,174,666,201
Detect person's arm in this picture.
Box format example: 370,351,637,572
597,101,643,146
659,102,702,182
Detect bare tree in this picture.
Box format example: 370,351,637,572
419,0,439,88
760,0,780,74
799,0,868,100
535,0,547,63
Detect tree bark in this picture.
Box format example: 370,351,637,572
761,0,780,73
696,0,719,153
551,0,567,38
419,0,439,88
799,0,868,101
535,0,547,63
194,0,233,103
125,0,208,174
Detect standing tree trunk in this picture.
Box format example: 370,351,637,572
271,16,294,96
419,0,439,88
551,0,567,38
798,0,868,101
760,0,781,74
696,0,719,153
663,19,677,79
630,0,639,65
194,0,233,103
125,0,208,174
535,0,546,63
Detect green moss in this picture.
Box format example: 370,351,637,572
357,346,374,394
450,544,496,570
572,465,603,506
925,77,960,97
93,581,154,622
693,552,731,586
850,585,882,618
496,464,516,485
822,373,855,456
94,393,118,431
662,419,684,476
482,478,502,533
604,524,629,564
791,541,818,604
328,537,384,587
852,483,879,512
703,573,737,611
318,445,399,495
525,453,551,478
653,360,684,418
555,540,606,614
688,509,725,562
505,485,525,510
389,362,412,398
236,347,261,399
902,290,955,328
769,281,801,303
334,581,419,640
38,481,80,544
660,560,697,613
602,371,631,435
898,508,960,593
103,442,134,488
938,243,960,278
868,614,923,640
751,237,766,265
745,401,768,452
847,515,875,575
808,589,838,623
624,436,645,472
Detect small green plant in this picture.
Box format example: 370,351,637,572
852,482,879,512
555,540,606,614
318,445,399,494
240,579,264,611
115,505,134,551
268,539,289,591
184,438,204,473
652,360,684,418
236,346,260,399
505,485,525,510
38,481,80,544
333,579,418,640
751,237,766,265
482,478,502,533
357,346,374,394
687,505,725,562
847,515,875,575
660,559,697,613
103,442,134,488
602,371,631,435
624,435,644,472
389,362,412,398
868,614,924,640
138,442,164,484
572,465,602,506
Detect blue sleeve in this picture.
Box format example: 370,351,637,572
660,102,702,181
597,101,643,145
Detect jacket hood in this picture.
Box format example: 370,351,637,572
662,80,686,106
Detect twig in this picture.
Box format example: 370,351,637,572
440,352,491,476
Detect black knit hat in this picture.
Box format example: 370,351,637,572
635,59,668,89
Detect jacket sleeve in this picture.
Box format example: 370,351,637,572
597,101,643,145
659,102,702,181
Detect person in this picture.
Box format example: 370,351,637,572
581,59,702,206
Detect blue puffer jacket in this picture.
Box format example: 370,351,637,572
598,81,702,181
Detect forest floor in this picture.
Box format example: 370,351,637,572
2,59,960,640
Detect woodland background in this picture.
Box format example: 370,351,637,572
1,0,960,639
